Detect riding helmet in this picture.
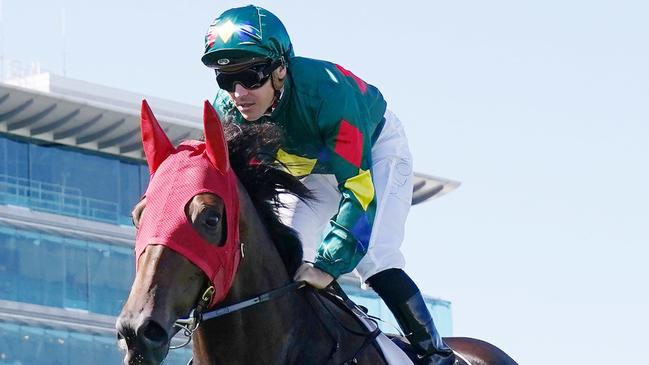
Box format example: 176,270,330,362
201,5,294,69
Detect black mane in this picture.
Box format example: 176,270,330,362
222,121,312,276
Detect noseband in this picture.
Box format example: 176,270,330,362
171,280,307,349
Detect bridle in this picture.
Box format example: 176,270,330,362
171,279,384,365
170,280,307,349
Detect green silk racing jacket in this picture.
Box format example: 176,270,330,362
213,56,387,278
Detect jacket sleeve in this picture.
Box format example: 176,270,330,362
312,91,378,278
212,90,236,122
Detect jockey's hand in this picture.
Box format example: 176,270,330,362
293,262,334,289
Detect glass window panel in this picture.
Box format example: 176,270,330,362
0,227,18,301
0,135,29,206
29,143,120,223
140,164,150,195
20,325,46,364
28,143,60,214
88,242,110,315
0,322,22,364
16,230,46,305
0,227,70,308
3,136,29,179
428,302,453,337
43,328,68,365
69,332,95,365
73,153,119,223
0,135,6,175
348,294,382,318
40,234,65,307
89,243,134,315
1,323,133,365
119,162,142,226
2,135,154,225
0,224,138,313
111,245,135,315
93,334,124,364
0,135,5,203
377,301,399,333
64,239,89,310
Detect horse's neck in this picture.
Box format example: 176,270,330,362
229,183,291,296
192,185,328,364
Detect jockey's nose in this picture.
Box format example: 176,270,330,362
233,83,249,97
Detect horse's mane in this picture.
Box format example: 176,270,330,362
221,121,313,276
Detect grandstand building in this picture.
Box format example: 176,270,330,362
0,71,457,364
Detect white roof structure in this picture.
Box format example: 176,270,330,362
0,73,202,159
0,72,459,204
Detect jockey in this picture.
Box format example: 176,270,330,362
201,5,454,365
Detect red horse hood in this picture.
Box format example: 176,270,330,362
135,100,240,307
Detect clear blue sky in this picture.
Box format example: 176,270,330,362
2,1,648,364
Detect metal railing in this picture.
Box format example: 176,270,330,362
0,174,120,224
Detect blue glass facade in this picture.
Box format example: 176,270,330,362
0,131,452,364
0,133,148,226
0,132,182,364
0,322,122,365
0,322,192,365
0,225,134,315
0,161,192,364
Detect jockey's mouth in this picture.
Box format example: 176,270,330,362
236,101,255,110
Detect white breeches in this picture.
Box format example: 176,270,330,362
279,109,413,282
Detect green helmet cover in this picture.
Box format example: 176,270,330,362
201,5,294,68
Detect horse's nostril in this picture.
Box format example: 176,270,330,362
140,320,168,349
116,331,130,353
116,319,135,348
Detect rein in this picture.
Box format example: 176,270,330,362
171,280,384,364
308,283,383,364
171,280,307,349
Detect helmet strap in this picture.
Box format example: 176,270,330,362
266,65,286,114
265,87,283,115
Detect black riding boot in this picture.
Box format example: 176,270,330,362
367,269,455,365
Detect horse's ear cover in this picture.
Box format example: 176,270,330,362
203,100,230,173
140,100,175,174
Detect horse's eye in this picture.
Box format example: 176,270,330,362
203,211,221,228
188,196,226,246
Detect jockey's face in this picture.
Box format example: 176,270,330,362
228,78,275,121
227,66,286,122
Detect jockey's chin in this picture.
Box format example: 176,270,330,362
236,103,266,122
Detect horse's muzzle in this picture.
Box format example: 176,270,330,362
116,317,170,365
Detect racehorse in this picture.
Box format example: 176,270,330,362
116,100,518,365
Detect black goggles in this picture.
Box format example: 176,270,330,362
215,59,282,92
